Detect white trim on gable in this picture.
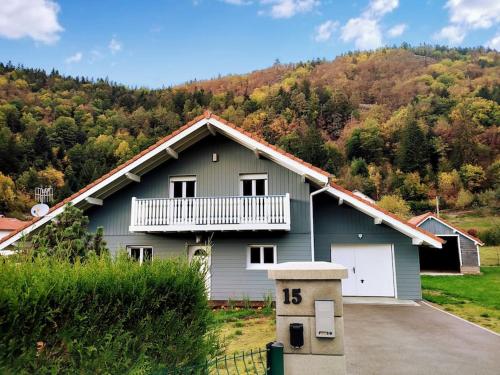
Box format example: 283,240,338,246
324,186,443,249
419,216,482,246
207,117,330,186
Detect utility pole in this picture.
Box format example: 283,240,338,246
436,196,440,218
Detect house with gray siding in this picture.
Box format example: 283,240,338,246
0,112,444,300
409,212,483,274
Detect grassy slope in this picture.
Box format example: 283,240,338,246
422,267,500,333
441,210,499,232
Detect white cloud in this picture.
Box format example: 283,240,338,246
341,18,382,50
108,37,122,54
387,23,407,37
223,0,320,18
486,33,500,50
0,0,63,44
259,0,320,19
434,25,465,44
446,0,500,30
65,52,82,64
435,1,500,44
314,20,339,42
365,0,399,18
340,0,399,50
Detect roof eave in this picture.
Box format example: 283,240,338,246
325,186,444,248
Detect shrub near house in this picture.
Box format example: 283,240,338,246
0,206,216,373
0,255,216,373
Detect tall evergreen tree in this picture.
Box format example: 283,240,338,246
396,117,429,172
33,127,51,167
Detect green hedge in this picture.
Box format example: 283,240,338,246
0,255,217,374
479,225,500,245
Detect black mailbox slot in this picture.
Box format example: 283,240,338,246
289,323,304,348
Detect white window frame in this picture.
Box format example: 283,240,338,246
239,173,268,196
169,175,197,198
246,245,277,270
127,246,154,265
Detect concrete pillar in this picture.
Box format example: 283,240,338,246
268,262,348,375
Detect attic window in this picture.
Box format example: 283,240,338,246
240,174,268,196
170,176,196,198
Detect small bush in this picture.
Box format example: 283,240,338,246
378,194,411,219
0,255,217,373
454,189,474,209
479,225,500,245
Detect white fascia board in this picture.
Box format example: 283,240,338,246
325,186,443,248
0,118,210,250
419,216,481,246
208,117,329,186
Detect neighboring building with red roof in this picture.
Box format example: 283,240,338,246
409,212,483,274
0,112,444,299
0,216,29,240
0,216,30,254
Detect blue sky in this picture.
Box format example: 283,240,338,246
0,0,498,88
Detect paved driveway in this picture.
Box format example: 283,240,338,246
343,302,500,375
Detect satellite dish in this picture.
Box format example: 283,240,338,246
31,203,50,217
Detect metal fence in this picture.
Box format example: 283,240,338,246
159,342,284,375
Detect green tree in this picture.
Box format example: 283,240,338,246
346,121,384,164
350,158,369,177
459,164,486,192
33,127,51,167
396,117,429,172
0,103,24,133
30,204,107,262
300,126,328,168
51,116,79,150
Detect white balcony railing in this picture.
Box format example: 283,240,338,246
129,194,291,232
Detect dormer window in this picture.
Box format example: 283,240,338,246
240,174,268,196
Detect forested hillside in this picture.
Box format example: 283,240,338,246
0,46,498,219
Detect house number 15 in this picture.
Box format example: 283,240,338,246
283,288,302,304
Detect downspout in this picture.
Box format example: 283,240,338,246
309,185,329,262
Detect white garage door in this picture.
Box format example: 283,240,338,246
331,244,395,297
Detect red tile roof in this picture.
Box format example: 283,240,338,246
408,212,483,245
0,217,29,231
0,111,443,247
408,212,432,226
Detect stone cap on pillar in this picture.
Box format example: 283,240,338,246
268,262,348,280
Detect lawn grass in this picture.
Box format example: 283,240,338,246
422,267,500,333
481,246,500,266
214,307,275,354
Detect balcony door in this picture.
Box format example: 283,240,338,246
170,176,197,223
240,174,268,222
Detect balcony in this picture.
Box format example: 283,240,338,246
129,194,291,232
